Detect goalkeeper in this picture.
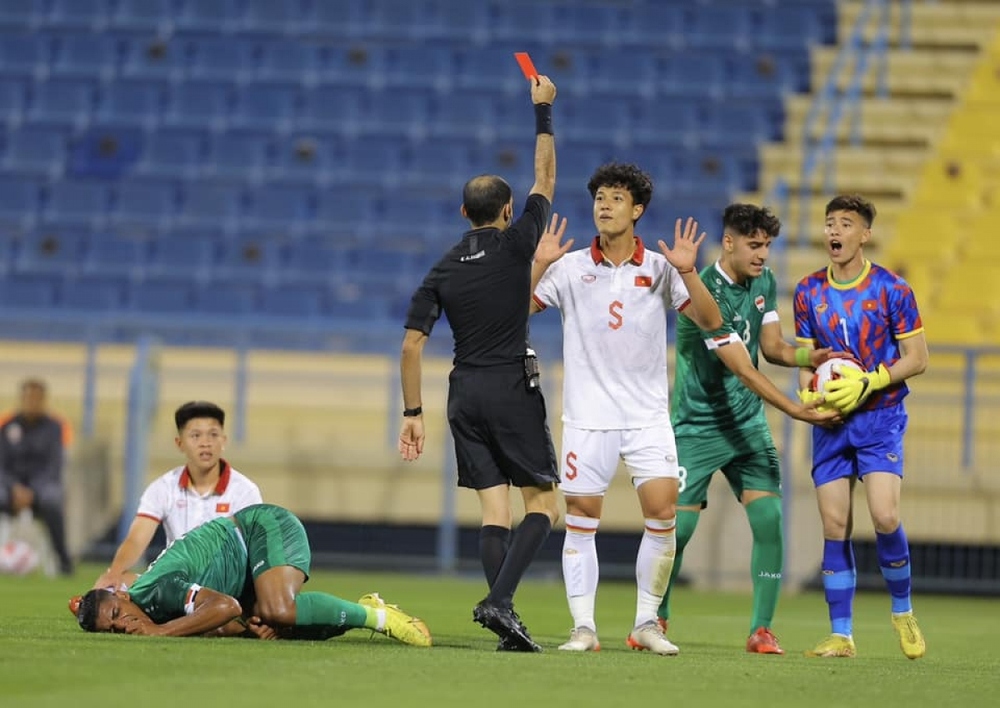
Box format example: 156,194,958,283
793,195,929,660
73,504,431,647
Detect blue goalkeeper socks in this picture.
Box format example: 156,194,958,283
822,539,856,636
876,525,913,614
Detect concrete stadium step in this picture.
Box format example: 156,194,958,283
810,46,980,99
837,0,1000,50
781,94,954,147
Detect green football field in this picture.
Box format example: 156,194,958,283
1,564,996,708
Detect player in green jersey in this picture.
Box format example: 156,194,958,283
656,204,840,654
73,504,431,646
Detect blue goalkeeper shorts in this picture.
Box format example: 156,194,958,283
811,403,908,487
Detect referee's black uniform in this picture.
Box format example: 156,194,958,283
404,193,559,490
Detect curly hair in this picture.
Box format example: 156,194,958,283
587,163,653,221
723,203,782,239
826,194,876,227
755,206,781,238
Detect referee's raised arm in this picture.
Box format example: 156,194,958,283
528,76,556,204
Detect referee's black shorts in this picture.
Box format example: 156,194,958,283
447,364,559,490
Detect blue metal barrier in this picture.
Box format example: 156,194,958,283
117,335,161,543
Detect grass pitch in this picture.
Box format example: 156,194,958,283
1,565,996,708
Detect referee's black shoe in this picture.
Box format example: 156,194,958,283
473,601,541,652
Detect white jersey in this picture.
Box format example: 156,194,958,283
533,237,691,429
135,460,263,544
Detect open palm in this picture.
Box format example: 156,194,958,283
657,217,705,273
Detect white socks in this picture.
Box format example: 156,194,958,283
635,517,676,627
562,514,600,632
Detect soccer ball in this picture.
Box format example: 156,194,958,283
811,356,864,403
0,540,40,575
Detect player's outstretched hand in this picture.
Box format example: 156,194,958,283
398,418,425,462
658,217,705,274
531,75,556,104
534,213,573,266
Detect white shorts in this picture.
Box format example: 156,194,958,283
559,425,680,496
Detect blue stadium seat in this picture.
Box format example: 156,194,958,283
215,234,286,275
128,275,196,313
626,97,699,147
297,86,364,134
59,274,127,310
83,233,149,275
191,281,259,315
284,235,348,276
316,0,488,42
585,51,658,98
2,126,66,177
44,0,112,30
231,84,298,132
361,89,435,138
403,140,487,191
174,0,242,34
121,37,189,82
135,129,204,179
487,5,559,44
0,34,48,79
188,38,254,83
623,5,684,48
175,182,242,232
382,47,456,92
110,0,175,33
243,185,314,231
15,230,87,273
0,273,59,308
255,40,321,84
324,45,385,88
0,80,26,123
94,81,165,129
147,232,215,273
163,83,233,131
725,48,812,96
428,89,500,142
753,6,837,49
0,175,41,229
50,34,119,80
242,0,311,36
0,1,43,30
659,52,726,95
455,46,533,95
203,131,271,181
259,282,325,318
112,179,177,229
272,135,345,183
26,79,95,128
684,6,752,49
43,180,111,228
339,136,409,187
550,4,639,48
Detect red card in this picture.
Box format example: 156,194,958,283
514,52,538,80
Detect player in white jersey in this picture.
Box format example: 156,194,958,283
531,163,723,655
91,401,262,590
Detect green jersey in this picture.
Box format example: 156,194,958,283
671,262,778,439
128,515,250,624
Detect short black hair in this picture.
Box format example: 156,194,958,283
76,589,110,632
826,194,876,227
587,162,653,221
462,175,512,226
723,203,782,239
174,401,225,431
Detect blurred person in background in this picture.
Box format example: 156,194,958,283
0,378,73,576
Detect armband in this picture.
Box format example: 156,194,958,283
534,103,553,135
795,347,811,368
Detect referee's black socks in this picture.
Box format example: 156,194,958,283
485,513,552,608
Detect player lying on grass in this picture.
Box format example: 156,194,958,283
72,503,431,646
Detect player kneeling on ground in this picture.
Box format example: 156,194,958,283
73,503,431,646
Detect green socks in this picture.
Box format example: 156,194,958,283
294,592,370,629
746,495,783,634
656,509,700,621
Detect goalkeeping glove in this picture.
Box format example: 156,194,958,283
823,364,892,415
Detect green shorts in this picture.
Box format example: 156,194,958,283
233,504,312,580
676,432,781,509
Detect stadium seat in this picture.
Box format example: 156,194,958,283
259,282,326,318
361,89,435,138
83,232,149,275
94,80,165,129
243,185,315,232
50,34,119,81
15,230,87,273
242,0,311,36
753,6,837,49
0,273,59,308
0,80,26,123
42,180,111,229
255,39,321,84
659,52,726,96
191,281,259,315
0,0,42,30
585,51,658,98
188,37,254,83
112,179,177,229
215,234,286,276
0,175,41,229
147,232,215,274
174,0,242,34
175,182,243,232
0,34,49,79
382,46,457,92
2,126,67,177
685,6,752,49
271,135,345,183
127,275,196,313
339,136,409,187
135,129,204,179
26,79,95,128
59,274,127,310
625,5,685,48
284,235,350,277
44,0,111,31
325,45,386,88
231,84,298,132
297,86,365,134
121,37,189,82
403,140,487,191
203,131,271,182
163,83,234,131
109,0,175,33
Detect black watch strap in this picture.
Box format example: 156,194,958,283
403,406,423,417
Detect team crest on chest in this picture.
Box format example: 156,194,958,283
754,295,765,312
816,303,828,313
581,274,596,283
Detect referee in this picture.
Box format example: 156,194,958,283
397,75,560,652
